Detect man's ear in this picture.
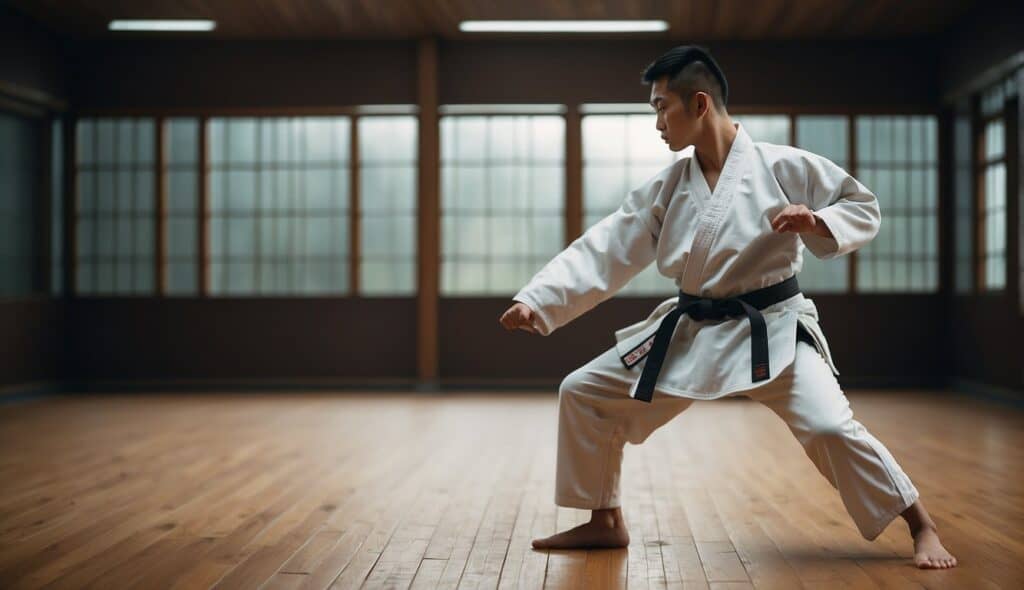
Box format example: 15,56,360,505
697,92,710,118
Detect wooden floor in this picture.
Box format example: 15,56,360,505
0,389,1022,589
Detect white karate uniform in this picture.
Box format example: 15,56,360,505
512,122,919,540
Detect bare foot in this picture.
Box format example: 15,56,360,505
900,499,957,569
532,510,630,550
913,526,957,569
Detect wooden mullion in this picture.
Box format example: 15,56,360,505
38,115,53,296
112,120,120,293
63,116,76,298
1005,91,1020,307
155,116,166,295
417,37,440,384
91,119,99,292
199,116,209,296
1017,69,1024,315
937,107,951,296
565,104,582,244
253,119,261,293
350,116,360,295
973,94,986,292
848,113,858,292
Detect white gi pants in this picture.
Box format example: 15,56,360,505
555,334,920,541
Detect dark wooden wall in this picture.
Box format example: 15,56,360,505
67,40,418,110
438,39,939,107
0,300,65,392
0,6,66,99
1,3,1020,395
64,38,939,110
0,6,65,392
65,299,417,387
938,0,1023,99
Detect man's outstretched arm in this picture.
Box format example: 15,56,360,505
500,179,663,336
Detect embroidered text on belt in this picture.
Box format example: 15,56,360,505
627,275,801,403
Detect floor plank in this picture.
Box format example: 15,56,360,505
0,390,1020,589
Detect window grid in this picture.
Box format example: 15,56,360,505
793,115,852,294
166,118,200,295
854,115,939,293
977,108,1007,292
63,107,946,299
356,115,418,297
732,114,790,145
76,118,157,296
440,114,565,296
0,112,41,298
582,112,683,296
974,71,1014,293
207,117,351,296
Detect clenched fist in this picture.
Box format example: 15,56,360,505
499,302,539,334
770,204,833,238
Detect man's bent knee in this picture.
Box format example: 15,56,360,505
559,369,589,401
558,373,580,397
802,419,851,444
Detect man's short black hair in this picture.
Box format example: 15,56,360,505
641,45,729,112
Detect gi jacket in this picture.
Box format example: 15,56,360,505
513,122,880,400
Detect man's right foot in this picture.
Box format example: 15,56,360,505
531,518,630,549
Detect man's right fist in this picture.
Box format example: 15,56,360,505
499,302,539,334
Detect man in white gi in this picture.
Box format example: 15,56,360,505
499,45,957,569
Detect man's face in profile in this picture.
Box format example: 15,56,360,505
650,76,704,152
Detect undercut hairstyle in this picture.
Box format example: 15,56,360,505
641,45,729,114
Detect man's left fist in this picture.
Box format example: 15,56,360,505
771,204,829,237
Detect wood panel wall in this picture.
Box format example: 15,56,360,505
0,6,66,393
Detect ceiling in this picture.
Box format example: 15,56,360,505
11,0,976,41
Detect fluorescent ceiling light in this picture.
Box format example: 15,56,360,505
459,20,668,33
109,20,217,32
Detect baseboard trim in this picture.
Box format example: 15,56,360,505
3,376,1017,401
0,381,66,405
947,378,1024,409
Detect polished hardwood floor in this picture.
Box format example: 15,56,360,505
0,389,1021,589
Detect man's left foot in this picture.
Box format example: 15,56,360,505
912,526,957,569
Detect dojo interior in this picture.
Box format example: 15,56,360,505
1,1,1022,588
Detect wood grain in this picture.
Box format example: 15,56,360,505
0,389,1020,588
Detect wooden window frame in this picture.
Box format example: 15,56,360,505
974,95,1009,294
70,107,419,299
65,105,942,300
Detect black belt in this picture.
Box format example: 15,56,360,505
630,275,801,403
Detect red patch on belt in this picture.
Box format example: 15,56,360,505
623,334,656,367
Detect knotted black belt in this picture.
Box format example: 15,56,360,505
629,275,801,403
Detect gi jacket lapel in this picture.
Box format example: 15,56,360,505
679,122,752,294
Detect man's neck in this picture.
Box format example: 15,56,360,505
694,118,738,175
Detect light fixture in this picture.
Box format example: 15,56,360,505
108,20,217,32
459,20,668,33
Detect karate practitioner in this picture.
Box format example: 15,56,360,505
499,46,957,569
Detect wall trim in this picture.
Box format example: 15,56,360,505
0,375,973,399
0,79,67,112
948,377,1024,408
942,49,1024,105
